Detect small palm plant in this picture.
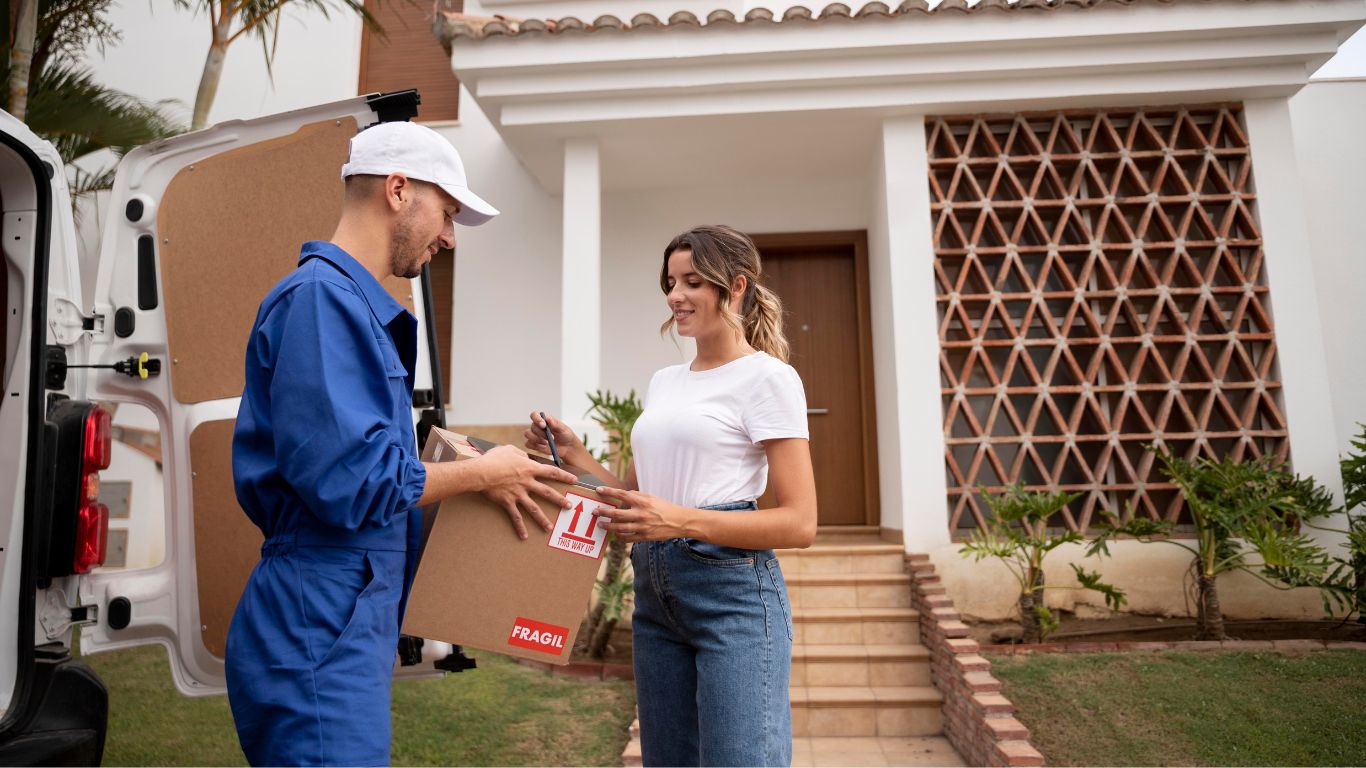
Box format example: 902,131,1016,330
961,486,1126,643
1339,426,1366,622
1299,424,1366,623
1091,448,1351,641
580,389,642,659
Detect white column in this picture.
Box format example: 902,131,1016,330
561,138,602,428
1242,98,1346,516
871,115,952,552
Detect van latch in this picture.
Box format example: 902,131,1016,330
45,346,162,389
39,589,97,639
48,297,104,345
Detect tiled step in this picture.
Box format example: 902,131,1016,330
814,525,884,544
793,607,920,645
628,731,965,766
792,686,944,737
778,544,906,574
792,736,966,767
787,572,912,609
793,644,932,687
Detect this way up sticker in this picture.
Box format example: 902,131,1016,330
548,493,612,559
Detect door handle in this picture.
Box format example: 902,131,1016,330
807,408,829,415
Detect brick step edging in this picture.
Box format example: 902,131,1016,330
907,553,1046,767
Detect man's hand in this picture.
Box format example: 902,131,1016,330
475,445,579,540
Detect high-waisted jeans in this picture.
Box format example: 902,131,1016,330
630,500,794,767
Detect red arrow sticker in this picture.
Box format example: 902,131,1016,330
548,493,612,559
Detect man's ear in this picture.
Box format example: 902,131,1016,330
384,173,411,211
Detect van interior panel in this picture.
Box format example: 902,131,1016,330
156,116,416,405
189,418,259,658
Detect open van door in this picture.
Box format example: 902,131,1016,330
74,92,450,695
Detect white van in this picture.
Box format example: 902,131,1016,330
0,91,470,763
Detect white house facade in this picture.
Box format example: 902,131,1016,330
84,0,1366,621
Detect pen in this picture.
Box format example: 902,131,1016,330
539,411,563,468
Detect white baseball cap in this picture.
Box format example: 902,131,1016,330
340,121,499,227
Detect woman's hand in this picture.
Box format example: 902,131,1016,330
523,410,590,464
594,487,695,543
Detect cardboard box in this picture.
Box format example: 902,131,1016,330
402,427,616,665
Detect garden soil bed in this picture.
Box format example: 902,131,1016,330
569,620,634,666
968,612,1366,645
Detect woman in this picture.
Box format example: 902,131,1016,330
525,224,817,767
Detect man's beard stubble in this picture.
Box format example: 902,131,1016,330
389,207,430,280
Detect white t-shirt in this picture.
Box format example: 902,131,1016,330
631,351,809,509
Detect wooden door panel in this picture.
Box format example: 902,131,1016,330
756,244,867,525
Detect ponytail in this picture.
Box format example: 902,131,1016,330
743,282,789,363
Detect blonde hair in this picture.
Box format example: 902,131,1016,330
659,225,790,363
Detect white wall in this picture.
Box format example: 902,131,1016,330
53,1,1366,627
73,1,1366,456
77,2,1366,433
599,175,870,399
1290,79,1366,451
430,96,563,424
869,116,954,543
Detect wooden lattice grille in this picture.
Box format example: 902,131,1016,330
926,105,1289,533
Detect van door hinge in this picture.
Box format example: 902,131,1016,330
39,589,97,639
48,297,104,345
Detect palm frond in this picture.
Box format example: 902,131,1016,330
24,61,183,163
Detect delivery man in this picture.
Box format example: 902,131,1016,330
225,120,576,767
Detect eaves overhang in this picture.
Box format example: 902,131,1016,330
433,0,1366,189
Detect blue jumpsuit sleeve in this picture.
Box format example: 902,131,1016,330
261,278,426,532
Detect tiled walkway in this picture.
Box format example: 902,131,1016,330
793,735,966,767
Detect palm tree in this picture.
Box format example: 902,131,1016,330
171,0,383,131
3,1,183,198
7,0,37,120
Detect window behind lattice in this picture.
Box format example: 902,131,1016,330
925,105,1288,534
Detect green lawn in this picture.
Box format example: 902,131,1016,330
85,644,635,766
987,650,1366,767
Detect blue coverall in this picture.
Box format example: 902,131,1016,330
226,241,427,767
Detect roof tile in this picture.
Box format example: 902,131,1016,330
668,10,703,25
434,0,1246,43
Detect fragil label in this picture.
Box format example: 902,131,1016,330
547,493,613,559
507,616,569,656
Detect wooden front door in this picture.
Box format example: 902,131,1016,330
753,232,879,526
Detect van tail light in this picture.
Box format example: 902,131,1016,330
84,406,112,471
72,407,112,574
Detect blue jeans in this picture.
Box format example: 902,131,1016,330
630,501,794,767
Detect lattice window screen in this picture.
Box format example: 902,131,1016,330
925,105,1289,534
